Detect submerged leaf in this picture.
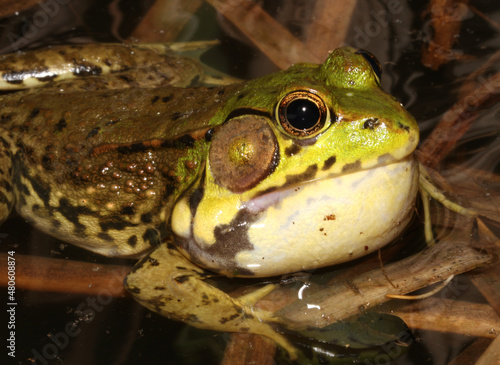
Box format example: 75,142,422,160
278,313,412,364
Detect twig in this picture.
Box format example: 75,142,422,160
448,338,493,365
130,0,204,42
416,71,500,169
383,297,500,338
276,240,491,329
206,0,320,68
304,0,358,60
0,253,130,297
221,333,276,365
421,0,469,70
474,334,500,365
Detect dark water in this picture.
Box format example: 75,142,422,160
1,1,499,364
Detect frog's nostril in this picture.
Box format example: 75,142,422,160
363,118,380,130
397,121,410,132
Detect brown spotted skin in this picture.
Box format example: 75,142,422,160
0,135,14,222
0,84,238,257
0,43,204,90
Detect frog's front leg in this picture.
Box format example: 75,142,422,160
0,135,14,224
124,243,297,359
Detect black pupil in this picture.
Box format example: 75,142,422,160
285,98,320,130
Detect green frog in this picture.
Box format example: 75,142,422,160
0,44,419,358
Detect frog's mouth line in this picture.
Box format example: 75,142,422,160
245,155,414,215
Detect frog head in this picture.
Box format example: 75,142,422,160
171,47,419,277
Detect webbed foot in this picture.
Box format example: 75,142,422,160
125,242,298,359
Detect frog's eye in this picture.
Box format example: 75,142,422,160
355,49,382,81
277,90,328,138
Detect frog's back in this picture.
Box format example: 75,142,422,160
0,85,236,257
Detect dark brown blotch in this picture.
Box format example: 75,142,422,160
207,209,257,262
51,219,61,228
285,143,301,156
342,160,361,173
120,205,136,215
285,164,318,186
220,313,240,324
56,197,93,233
125,283,141,294
73,62,102,77
99,218,137,232
97,232,114,241
117,142,148,154
86,127,100,139
127,235,138,247
170,112,186,121
1,114,13,123
322,156,336,170
28,108,40,119
174,275,189,284
143,228,161,246
54,118,67,133
29,175,52,207
105,120,119,126
148,257,159,266
140,212,153,223
377,153,392,165
118,75,132,83
0,179,12,192
39,154,53,171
